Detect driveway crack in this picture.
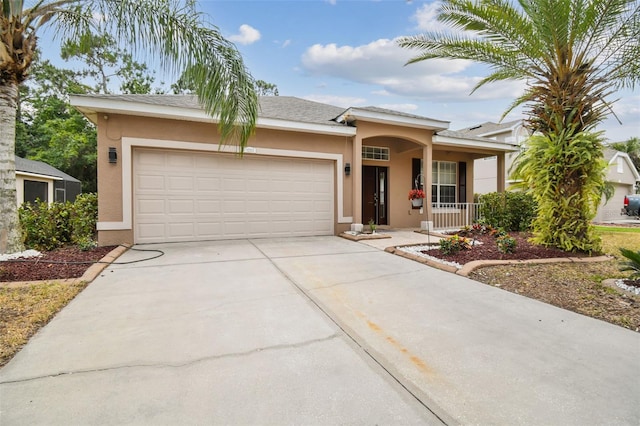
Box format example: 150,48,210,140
0,333,340,385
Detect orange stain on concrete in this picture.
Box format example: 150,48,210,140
367,320,382,332
365,319,435,377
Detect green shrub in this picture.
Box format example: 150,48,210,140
511,132,606,253
479,191,537,232
18,193,98,251
439,234,472,255
70,193,98,244
496,235,517,254
19,199,71,251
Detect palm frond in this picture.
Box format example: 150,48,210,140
80,0,258,151
619,247,640,278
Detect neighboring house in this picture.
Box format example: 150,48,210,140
70,95,518,246
463,120,640,222
595,148,640,222
459,119,531,194
15,156,82,206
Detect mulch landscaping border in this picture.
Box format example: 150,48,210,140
0,245,130,288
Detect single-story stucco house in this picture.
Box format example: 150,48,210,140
70,95,518,246
464,120,640,222
15,156,82,206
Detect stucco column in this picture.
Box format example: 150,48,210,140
421,144,433,231
497,152,506,192
352,134,363,231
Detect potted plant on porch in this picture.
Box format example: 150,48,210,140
408,189,425,208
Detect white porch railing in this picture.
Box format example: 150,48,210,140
431,203,483,231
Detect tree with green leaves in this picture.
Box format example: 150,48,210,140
255,80,279,96
1,0,258,254
61,32,163,94
610,137,640,172
399,0,639,252
16,52,97,190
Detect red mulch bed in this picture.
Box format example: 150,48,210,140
422,232,592,264
0,246,117,282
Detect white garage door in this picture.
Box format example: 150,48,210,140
133,148,334,243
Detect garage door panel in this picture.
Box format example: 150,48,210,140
137,198,165,215
167,199,194,214
167,152,195,168
134,149,334,243
167,222,195,239
197,222,222,236
137,223,166,241
137,174,165,191
197,200,221,214
137,151,166,166
167,176,194,191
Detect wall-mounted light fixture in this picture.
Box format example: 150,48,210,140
108,147,118,164
344,162,351,176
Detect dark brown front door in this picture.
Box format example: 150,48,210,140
362,166,388,225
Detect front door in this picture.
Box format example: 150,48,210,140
362,166,388,225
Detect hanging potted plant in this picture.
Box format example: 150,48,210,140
408,189,425,207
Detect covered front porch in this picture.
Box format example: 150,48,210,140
338,109,518,233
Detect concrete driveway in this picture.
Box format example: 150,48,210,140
1,236,639,425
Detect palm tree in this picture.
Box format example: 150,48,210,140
0,0,258,254
399,0,639,252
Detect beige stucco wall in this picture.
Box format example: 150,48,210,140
96,113,354,245
355,122,478,228
95,112,510,245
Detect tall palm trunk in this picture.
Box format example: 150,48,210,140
0,81,23,254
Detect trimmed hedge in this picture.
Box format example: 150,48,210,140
478,191,536,232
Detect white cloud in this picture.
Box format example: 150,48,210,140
302,38,467,78
281,39,291,48
412,2,450,33
300,38,524,102
229,24,261,45
411,2,480,37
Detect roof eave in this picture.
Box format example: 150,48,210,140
433,134,520,152
16,171,64,181
337,107,449,131
70,96,356,137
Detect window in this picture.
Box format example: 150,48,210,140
23,180,48,204
432,161,457,204
618,157,624,173
362,146,390,161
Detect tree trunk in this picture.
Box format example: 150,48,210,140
0,81,24,254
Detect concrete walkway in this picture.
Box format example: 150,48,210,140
1,236,639,425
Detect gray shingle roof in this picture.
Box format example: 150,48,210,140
435,129,517,145
258,96,347,126
73,94,348,128
353,106,445,123
456,119,522,136
15,157,80,182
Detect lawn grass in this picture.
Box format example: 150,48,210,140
596,227,640,258
594,225,640,233
0,281,88,367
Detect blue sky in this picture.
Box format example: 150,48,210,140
41,0,640,142
201,0,639,142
